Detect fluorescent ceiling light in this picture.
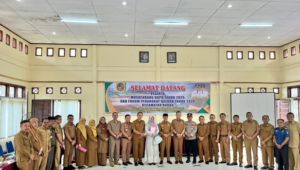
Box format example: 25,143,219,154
155,22,188,25
61,20,98,23
240,24,273,27
123,2,127,5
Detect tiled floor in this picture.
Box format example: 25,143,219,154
62,147,277,170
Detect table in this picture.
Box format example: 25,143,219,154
0,161,17,170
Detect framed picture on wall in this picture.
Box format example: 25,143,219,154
291,46,296,56
283,49,288,58
167,52,176,63
139,51,149,63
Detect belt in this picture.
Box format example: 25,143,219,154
220,135,228,137
209,135,217,137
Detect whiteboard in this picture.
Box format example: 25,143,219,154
231,93,276,126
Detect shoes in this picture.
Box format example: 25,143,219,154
219,161,226,164
175,161,178,164
209,160,213,162
179,161,183,164
167,161,172,164
135,162,138,166
186,158,190,163
261,167,268,169
239,163,243,167
205,162,209,164
254,166,258,170
215,162,218,165
63,168,70,170
68,165,76,169
115,162,121,165
138,162,144,166
110,163,114,167
192,158,196,164
127,161,133,165
153,163,156,165
230,162,237,165
227,163,233,166
160,161,163,164
149,163,152,166
123,162,128,166
244,165,253,168
198,160,203,163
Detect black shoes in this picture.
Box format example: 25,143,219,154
192,158,196,164
179,161,183,164
205,162,209,164
138,162,144,166
209,159,213,162
215,162,218,165
127,161,132,165
198,160,203,163
135,162,138,166
219,161,226,164
123,162,128,166
63,168,69,170
160,161,163,164
167,161,172,164
186,158,190,163
175,161,178,164
68,165,76,169
244,165,253,168
239,163,243,167
254,166,258,170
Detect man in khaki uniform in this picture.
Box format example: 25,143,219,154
259,115,274,170
197,116,210,164
38,118,51,170
132,112,145,166
159,113,173,165
242,112,260,170
53,115,64,170
218,113,231,165
230,115,243,167
63,114,76,170
108,112,122,167
14,120,42,170
172,111,186,164
208,114,220,164
284,112,300,170
121,114,132,166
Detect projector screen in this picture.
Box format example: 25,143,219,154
231,93,276,126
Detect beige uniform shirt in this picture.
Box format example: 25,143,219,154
14,131,34,162
171,119,186,135
132,119,145,140
208,121,220,136
231,122,243,141
53,123,63,145
284,121,300,148
38,126,51,150
242,119,260,137
121,122,132,138
259,123,274,146
63,122,76,139
107,120,122,136
219,121,231,136
159,121,173,137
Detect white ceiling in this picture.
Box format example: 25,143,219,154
1,0,300,46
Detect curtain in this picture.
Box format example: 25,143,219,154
54,100,79,127
0,97,26,139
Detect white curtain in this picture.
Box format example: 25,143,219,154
54,100,79,126
0,98,27,139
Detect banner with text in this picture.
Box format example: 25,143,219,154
105,82,211,115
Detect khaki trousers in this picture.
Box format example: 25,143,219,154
209,136,219,162
261,145,274,169
220,137,230,163
160,136,171,161
232,140,243,163
54,144,61,170
133,137,144,163
173,137,183,161
63,141,74,167
244,137,258,166
288,147,299,170
109,136,120,164
121,138,132,162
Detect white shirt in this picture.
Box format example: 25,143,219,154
191,90,208,97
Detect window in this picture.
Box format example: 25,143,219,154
54,100,80,126
237,51,243,60
288,86,300,98
75,87,82,94
226,51,233,60
13,38,17,49
81,49,87,58
0,30,2,42
9,86,15,97
58,48,65,57
17,88,23,98
25,45,28,54
260,88,267,93
46,87,53,94
0,85,6,96
47,48,54,57
36,47,42,56
248,87,254,93
291,46,296,56
6,34,10,46
32,87,39,94
291,88,298,98
259,51,265,60
19,42,23,51
274,88,279,94
61,87,67,94
291,99,299,122
235,87,241,93
70,49,76,57
248,51,254,60
270,51,276,60
0,98,27,139
283,49,288,58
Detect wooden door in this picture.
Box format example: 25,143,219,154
31,100,52,127
276,100,290,123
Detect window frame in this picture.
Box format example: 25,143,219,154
19,41,23,51
248,51,254,60
81,49,87,58
273,87,280,94
287,86,300,98
259,51,265,60
58,48,65,57
283,49,288,58
235,87,241,93
12,38,17,49
260,87,267,93
47,48,54,57
35,47,42,56
6,34,10,46
60,87,67,94
291,46,296,56
69,48,76,57
226,51,233,60
0,82,26,99
248,87,254,93
25,45,28,55
237,51,243,60
0,30,3,42
269,51,276,60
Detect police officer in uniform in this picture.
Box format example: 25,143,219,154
197,116,210,164
242,112,260,170
185,113,197,164
230,115,243,167
259,115,274,170
207,114,219,164
159,113,173,165
172,111,186,164
274,119,290,170
218,113,231,165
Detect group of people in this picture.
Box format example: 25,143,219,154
14,111,300,170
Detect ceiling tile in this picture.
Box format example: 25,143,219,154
213,9,255,18
260,2,300,11
50,4,95,14
48,0,92,5
219,1,267,10
174,8,216,17
137,0,180,8
91,0,136,6
5,2,54,12
179,0,224,9
94,6,135,15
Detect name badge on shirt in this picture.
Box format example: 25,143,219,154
125,129,128,131
282,130,284,133
51,136,53,138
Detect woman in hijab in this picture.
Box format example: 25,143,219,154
76,118,87,169
86,119,98,167
97,117,109,166
29,118,43,170
144,116,160,165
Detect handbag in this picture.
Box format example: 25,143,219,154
153,136,162,145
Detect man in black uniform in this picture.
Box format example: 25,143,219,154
46,116,57,170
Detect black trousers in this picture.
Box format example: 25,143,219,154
185,139,197,159
275,145,289,170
